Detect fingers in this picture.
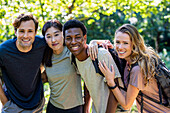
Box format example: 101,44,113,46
111,65,115,75
103,60,109,70
98,61,103,70
92,43,98,59
99,60,108,71
101,43,104,49
89,46,95,60
99,61,105,74
100,41,113,50
88,44,98,61
87,47,89,56
87,46,94,60
95,43,98,56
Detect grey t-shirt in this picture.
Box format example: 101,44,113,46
75,48,121,113
45,47,84,109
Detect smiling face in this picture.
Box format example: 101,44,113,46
45,27,63,54
15,20,36,52
115,32,133,62
65,28,86,57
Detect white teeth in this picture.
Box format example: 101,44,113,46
72,46,79,50
22,39,30,42
119,51,125,54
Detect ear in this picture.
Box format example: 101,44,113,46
35,30,37,35
15,30,17,36
84,35,87,43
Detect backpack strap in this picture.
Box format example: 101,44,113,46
139,91,144,113
71,53,104,77
158,81,163,105
127,63,145,112
71,54,77,68
92,58,104,77
120,63,138,92
138,90,168,106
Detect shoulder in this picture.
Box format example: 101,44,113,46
0,38,14,52
35,35,46,43
130,65,143,81
98,48,113,61
65,46,71,54
0,38,14,47
129,65,145,89
34,35,46,47
131,65,141,75
98,48,110,56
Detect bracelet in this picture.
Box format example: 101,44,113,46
108,84,117,90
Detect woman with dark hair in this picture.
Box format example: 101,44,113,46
98,24,170,113
41,19,96,113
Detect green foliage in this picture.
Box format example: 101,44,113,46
43,82,50,113
159,48,170,69
0,1,169,111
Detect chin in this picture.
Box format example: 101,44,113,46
23,44,32,47
72,52,80,57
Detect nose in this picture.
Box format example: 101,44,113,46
118,44,123,49
71,37,76,44
51,37,56,43
24,32,28,38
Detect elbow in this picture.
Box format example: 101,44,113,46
121,105,131,110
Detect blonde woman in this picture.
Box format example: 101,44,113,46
98,24,170,113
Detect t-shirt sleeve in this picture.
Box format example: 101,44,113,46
129,66,145,90
98,48,121,78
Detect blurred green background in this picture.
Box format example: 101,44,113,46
0,0,169,112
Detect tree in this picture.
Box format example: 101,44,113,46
0,0,169,52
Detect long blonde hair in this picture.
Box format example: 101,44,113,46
115,24,160,82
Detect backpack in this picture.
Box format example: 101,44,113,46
154,59,170,107
126,60,170,113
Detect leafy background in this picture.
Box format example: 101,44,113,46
0,0,169,112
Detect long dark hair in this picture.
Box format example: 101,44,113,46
42,19,63,67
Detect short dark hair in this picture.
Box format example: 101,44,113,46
42,19,63,67
63,19,87,38
12,13,39,32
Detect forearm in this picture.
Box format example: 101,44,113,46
108,81,138,110
41,71,48,83
98,59,138,110
0,84,8,105
110,86,129,109
90,40,114,49
83,83,92,113
106,91,118,113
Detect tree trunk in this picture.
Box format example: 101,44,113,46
155,32,161,52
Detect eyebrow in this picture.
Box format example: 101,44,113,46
66,33,81,37
18,28,33,31
54,31,60,33
75,34,81,36
46,31,60,35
